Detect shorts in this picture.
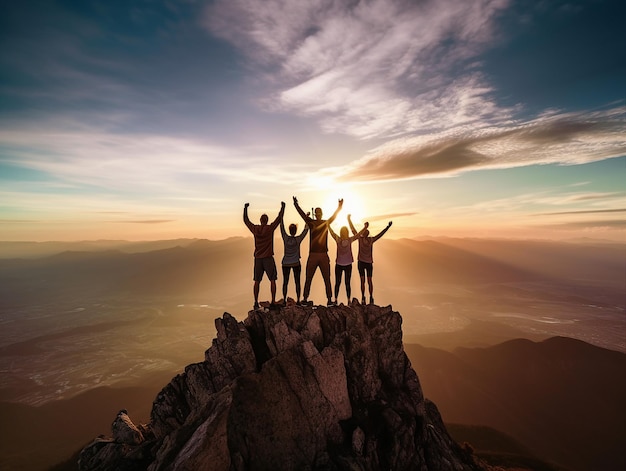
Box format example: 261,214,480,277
357,260,373,277
254,257,278,281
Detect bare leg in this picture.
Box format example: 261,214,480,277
367,276,373,303
253,281,260,304
270,279,277,304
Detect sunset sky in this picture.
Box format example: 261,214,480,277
1,0,624,242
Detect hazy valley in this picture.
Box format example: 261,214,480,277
0,236,624,470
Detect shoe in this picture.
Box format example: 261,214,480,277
327,300,336,306
369,297,374,304
361,297,366,305
253,302,260,310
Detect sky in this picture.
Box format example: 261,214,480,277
0,0,625,242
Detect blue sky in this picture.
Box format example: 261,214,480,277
0,0,624,241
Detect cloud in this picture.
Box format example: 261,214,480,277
0,120,312,193
206,0,511,138
537,220,626,230
0,219,43,224
327,107,626,181
110,220,175,224
365,212,417,222
536,208,626,217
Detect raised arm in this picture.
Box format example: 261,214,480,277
243,203,254,232
327,198,344,224
271,201,286,228
328,224,339,242
373,221,392,242
350,221,369,241
293,196,309,222
298,224,309,241
347,214,357,235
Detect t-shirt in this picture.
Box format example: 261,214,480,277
307,219,331,253
281,222,308,265
244,213,281,259
248,224,279,258
330,231,359,266
357,237,374,263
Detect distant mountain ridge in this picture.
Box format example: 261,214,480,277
2,236,622,306
406,336,626,471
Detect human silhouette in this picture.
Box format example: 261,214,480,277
348,215,392,305
243,201,285,309
280,218,309,304
329,220,368,304
293,196,343,306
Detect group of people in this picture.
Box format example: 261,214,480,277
243,197,392,309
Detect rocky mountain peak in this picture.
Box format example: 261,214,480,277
79,301,481,470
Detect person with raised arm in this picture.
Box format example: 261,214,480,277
348,215,392,305
243,201,285,310
329,218,368,304
293,196,343,306
280,216,309,304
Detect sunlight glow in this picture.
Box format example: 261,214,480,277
321,186,368,231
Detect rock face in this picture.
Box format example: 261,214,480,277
79,301,482,470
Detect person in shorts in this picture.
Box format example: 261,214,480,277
244,201,285,309
348,215,392,305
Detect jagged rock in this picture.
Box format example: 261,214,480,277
79,301,483,471
112,410,144,445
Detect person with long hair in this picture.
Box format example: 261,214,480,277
348,215,392,305
280,218,308,304
329,220,368,304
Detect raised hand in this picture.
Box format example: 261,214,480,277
388,221,393,227
281,201,286,208
364,222,369,228
244,203,250,208
293,196,298,205
338,198,344,207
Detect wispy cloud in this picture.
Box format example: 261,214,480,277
536,220,626,230
326,108,626,181
109,219,175,224
536,208,626,217
0,121,313,192
206,0,511,139
366,212,417,222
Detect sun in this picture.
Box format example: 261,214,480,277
321,187,367,231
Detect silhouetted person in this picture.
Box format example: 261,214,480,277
348,215,392,305
329,220,368,304
293,196,343,306
244,201,285,309
280,218,308,304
